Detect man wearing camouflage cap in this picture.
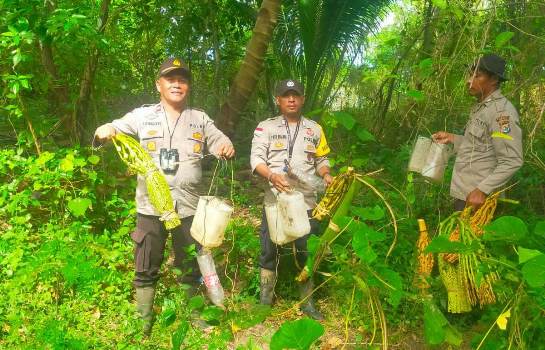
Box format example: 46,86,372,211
433,53,523,211
250,79,333,320
94,57,234,335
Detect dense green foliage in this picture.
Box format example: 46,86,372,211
1,0,545,349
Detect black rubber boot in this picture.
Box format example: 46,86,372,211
299,279,324,321
136,286,156,337
260,268,277,305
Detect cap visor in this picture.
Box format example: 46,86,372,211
160,67,190,76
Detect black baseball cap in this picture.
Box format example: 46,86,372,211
157,57,191,79
471,54,508,82
275,79,304,96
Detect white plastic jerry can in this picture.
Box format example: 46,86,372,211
190,196,234,248
421,142,449,183
408,136,432,173
277,191,311,239
265,203,296,245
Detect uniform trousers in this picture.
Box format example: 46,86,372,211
259,209,320,271
131,214,201,288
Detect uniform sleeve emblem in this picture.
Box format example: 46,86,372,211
306,128,314,136
496,115,511,134
254,127,264,137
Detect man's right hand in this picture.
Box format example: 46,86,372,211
270,173,291,193
94,124,116,142
432,131,455,144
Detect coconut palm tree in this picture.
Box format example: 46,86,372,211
275,0,392,110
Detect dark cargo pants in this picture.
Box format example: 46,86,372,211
259,209,320,271
131,213,201,288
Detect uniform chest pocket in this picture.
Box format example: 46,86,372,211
187,130,205,156
467,121,490,151
140,126,164,139
140,126,164,153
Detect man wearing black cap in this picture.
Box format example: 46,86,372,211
433,53,523,211
250,79,333,320
94,57,234,335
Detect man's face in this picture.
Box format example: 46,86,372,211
156,71,190,105
466,69,497,98
275,91,305,117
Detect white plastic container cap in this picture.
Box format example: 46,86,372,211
190,196,233,248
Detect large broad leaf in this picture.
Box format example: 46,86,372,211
171,320,189,350
518,247,544,264
483,216,528,242
67,197,92,217
270,318,324,350
375,267,403,308
495,31,515,48
350,205,384,221
352,230,377,264
431,0,447,9
355,127,376,142
521,255,545,288
534,221,545,239
228,304,271,330
331,111,356,130
425,236,479,254
424,299,447,345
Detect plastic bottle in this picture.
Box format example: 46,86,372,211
287,167,326,193
196,249,225,308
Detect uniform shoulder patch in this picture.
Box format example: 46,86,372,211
496,115,511,134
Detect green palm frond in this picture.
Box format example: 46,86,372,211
274,0,393,109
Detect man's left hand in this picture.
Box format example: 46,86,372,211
217,144,235,159
323,173,334,187
466,188,486,210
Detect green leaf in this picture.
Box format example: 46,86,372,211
331,111,356,130
37,151,55,166
423,299,447,344
483,216,528,242
201,306,223,322
518,247,544,264
375,267,403,307
431,0,447,10
521,255,545,288
172,320,189,350
495,31,515,48
407,89,425,102
351,205,384,221
67,197,92,217
270,318,324,350
60,157,74,172
188,295,205,311
355,127,375,142
425,235,479,254
534,221,545,239
228,304,271,330
352,227,377,264
160,308,176,327
87,155,100,165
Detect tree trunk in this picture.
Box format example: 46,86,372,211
216,0,281,135
74,0,111,144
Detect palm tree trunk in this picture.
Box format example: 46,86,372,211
216,0,281,135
